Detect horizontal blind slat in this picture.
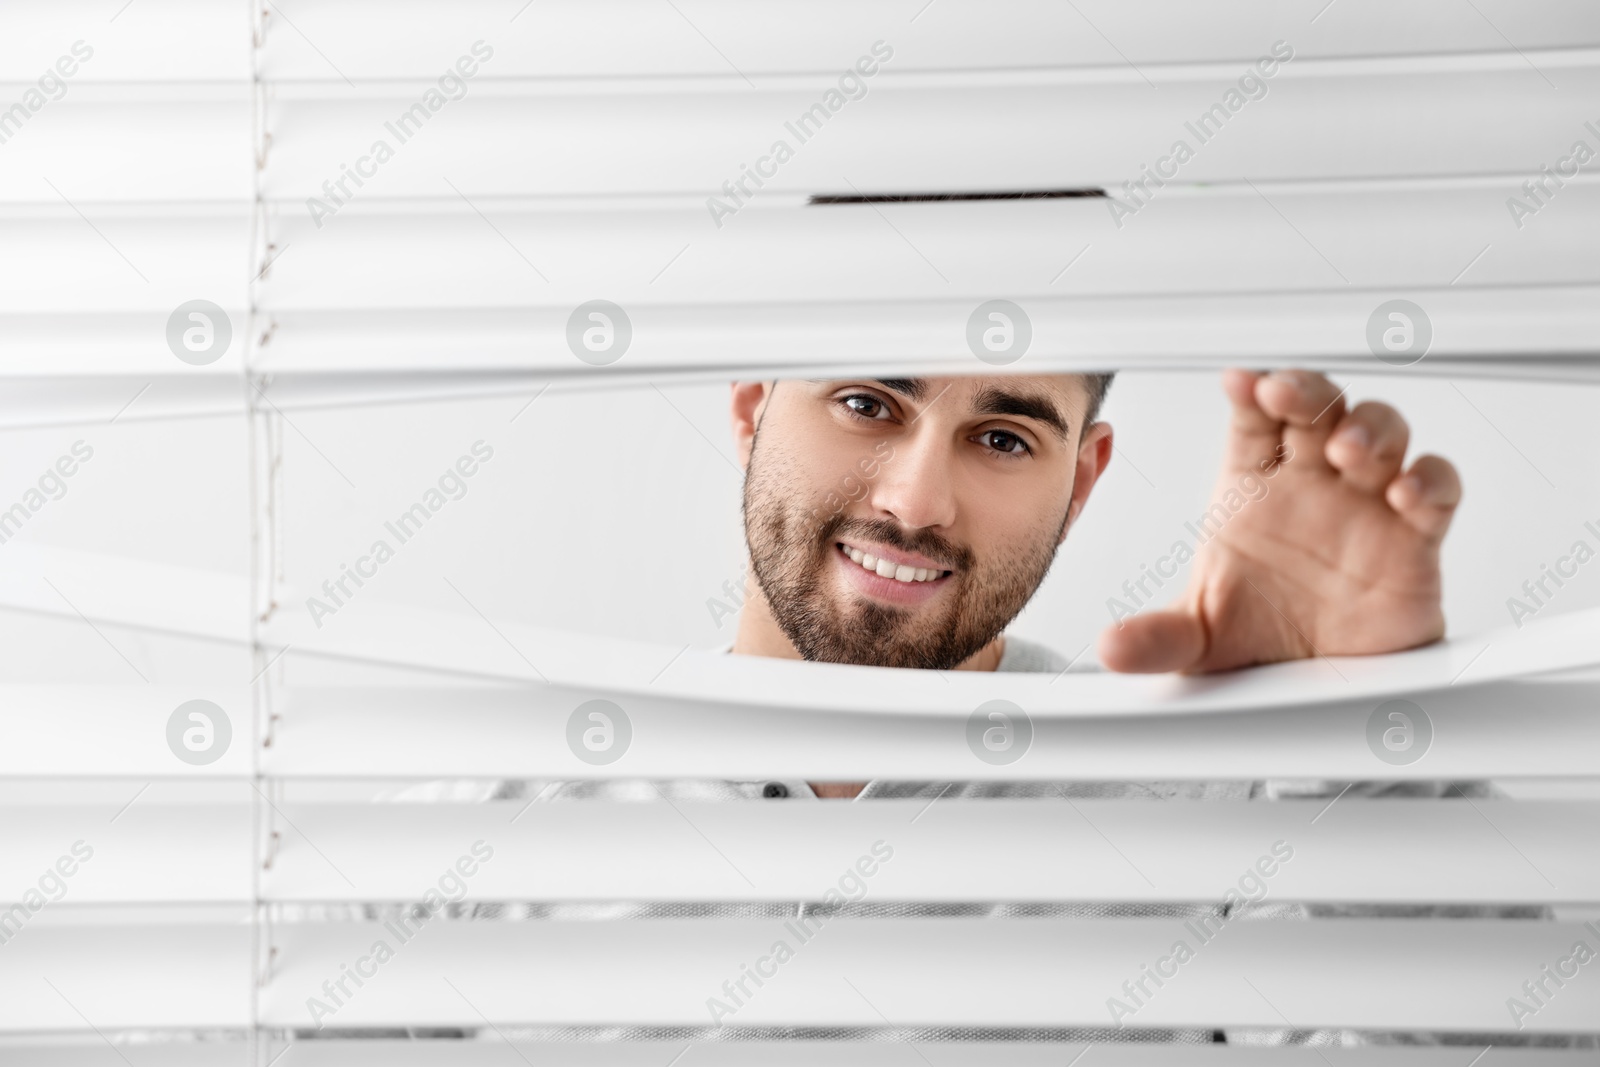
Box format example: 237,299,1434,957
256,917,1600,1030
10,798,1594,906
259,70,1600,199
5,1044,1599,1066
254,187,1600,309
0,104,254,203
264,679,1600,780
4,676,1594,780
0,924,252,1032
262,799,1600,905
0,2,245,82
252,0,1600,80
0,799,250,904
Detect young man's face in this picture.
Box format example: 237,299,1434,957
731,375,1114,670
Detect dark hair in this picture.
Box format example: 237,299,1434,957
1082,372,1115,426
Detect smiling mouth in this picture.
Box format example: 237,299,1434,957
836,542,951,585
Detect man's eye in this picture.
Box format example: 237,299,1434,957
980,430,1030,455
843,395,890,420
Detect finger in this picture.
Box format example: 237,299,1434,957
1219,368,1287,472
1325,400,1410,495
1385,453,1462,543
1254,369,1347,474
1098,610,1207,674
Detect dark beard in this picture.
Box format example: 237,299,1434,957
741,427,1064,670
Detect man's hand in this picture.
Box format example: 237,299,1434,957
1098,369,1462,674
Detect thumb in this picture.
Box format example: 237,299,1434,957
1097,610,1209,674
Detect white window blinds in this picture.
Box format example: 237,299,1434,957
2,1,1598,1061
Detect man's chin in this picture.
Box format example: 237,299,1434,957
787,601,979,671
800,641,965,671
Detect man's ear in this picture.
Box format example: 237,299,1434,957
1060,420,1115,544
729,381,774,469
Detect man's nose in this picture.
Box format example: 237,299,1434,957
865,431,957,531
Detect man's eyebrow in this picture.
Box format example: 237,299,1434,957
872,378,926,401
806,377,927,402
971,386,1072,442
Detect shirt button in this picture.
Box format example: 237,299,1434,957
762,782,789,799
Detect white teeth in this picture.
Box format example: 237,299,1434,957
840,545,945,583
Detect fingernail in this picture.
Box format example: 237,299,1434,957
1337,424,1371,449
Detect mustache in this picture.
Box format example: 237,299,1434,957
821,516,973,573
